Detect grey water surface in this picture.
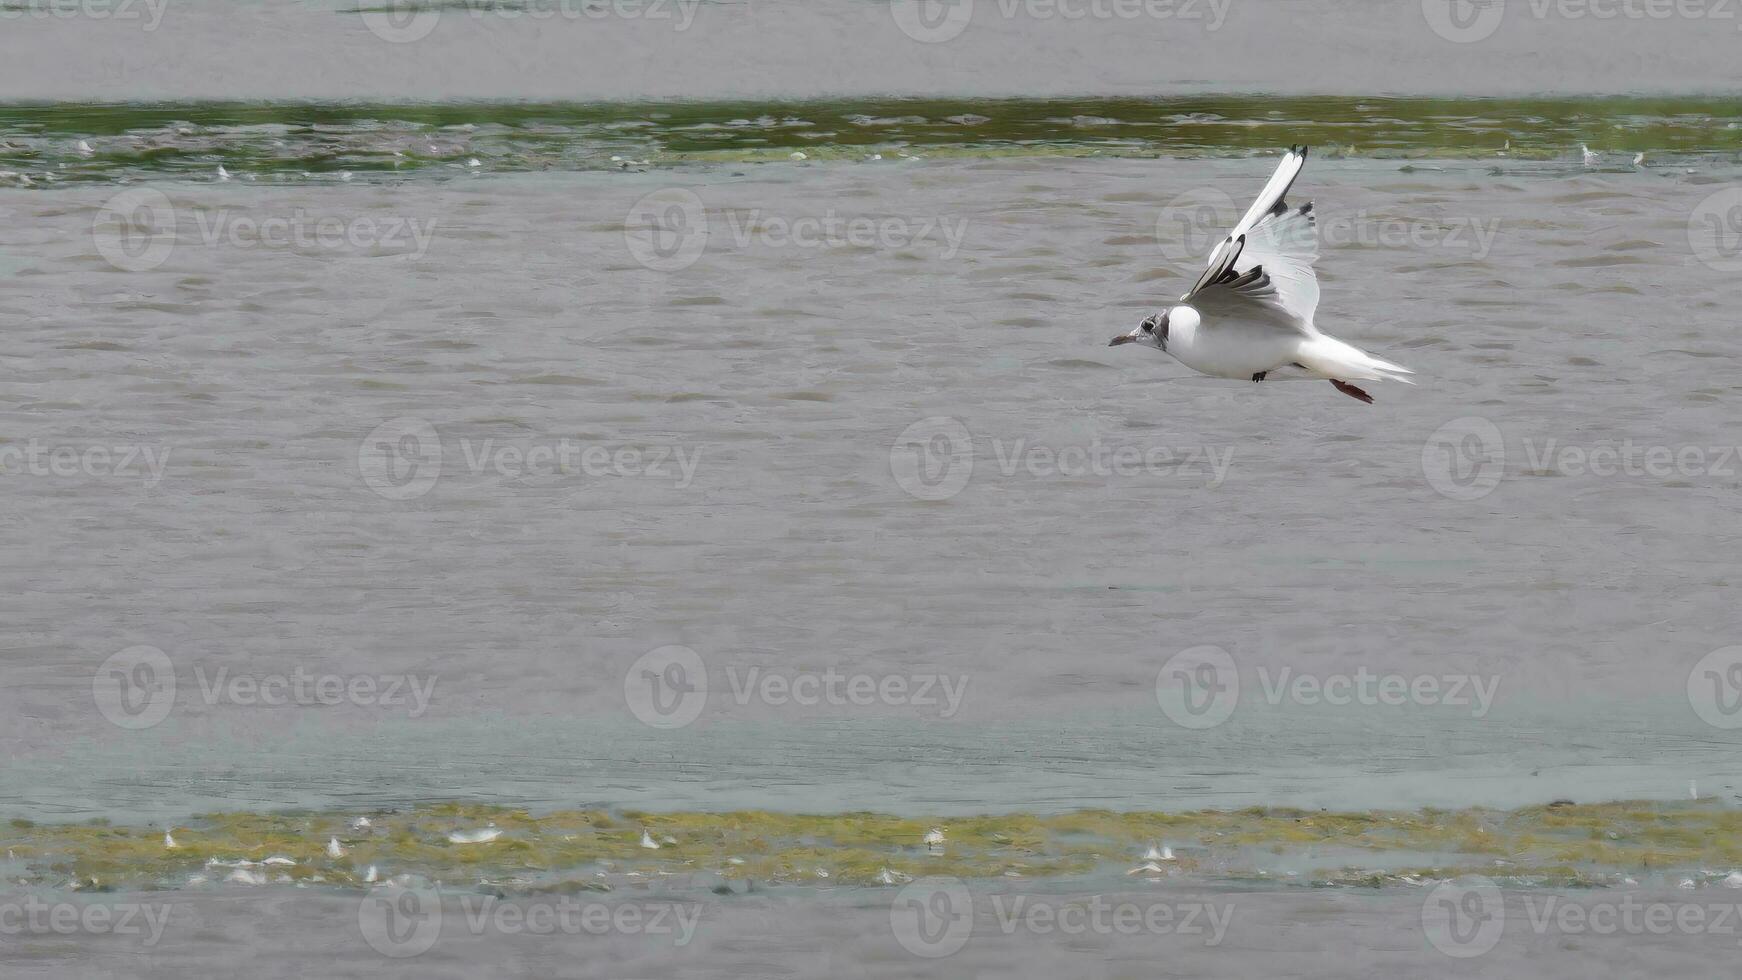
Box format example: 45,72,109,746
4,156,1742,824
10,881,1742,979
3,0,1742,100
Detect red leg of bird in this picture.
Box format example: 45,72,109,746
1330,380,1373,404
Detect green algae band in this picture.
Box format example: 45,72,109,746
9,800,1742,893
2,96,1741,185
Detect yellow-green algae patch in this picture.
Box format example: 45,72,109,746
5,800,1739,893
6,96,1742,185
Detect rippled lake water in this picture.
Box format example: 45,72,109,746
8,136,1742,818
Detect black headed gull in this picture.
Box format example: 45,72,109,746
1111,146,1413,404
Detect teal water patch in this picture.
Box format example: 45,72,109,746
1,699,1729,827
1,96,1739,185
0,250,32,276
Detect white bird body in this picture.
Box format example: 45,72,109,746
1112,146,1413,403
1168,313,1411,385
1158,307,1274,378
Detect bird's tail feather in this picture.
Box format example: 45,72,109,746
1296,335,1415,384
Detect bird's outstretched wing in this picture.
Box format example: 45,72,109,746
1180,145,1321,332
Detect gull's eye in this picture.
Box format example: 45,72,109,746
1140,318,1155,334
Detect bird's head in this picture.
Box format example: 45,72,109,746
1110,306,1196,352
1110,311,1167,351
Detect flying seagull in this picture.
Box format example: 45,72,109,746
1110,146,1413,404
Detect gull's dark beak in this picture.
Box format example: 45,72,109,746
1108,334,1136,347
